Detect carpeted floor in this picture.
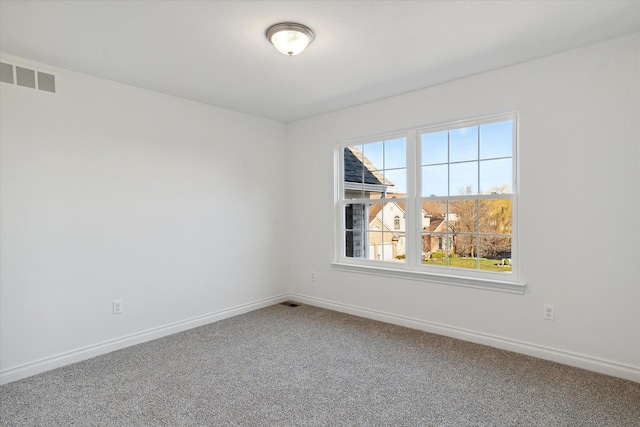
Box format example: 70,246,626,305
1,303,639,426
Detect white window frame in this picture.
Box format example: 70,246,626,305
333,112,524,294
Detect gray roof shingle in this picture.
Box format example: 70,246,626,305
344,147,392,186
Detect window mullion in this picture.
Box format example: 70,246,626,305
405,130,418,267
476,198,480,269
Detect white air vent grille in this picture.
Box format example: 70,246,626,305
0,61,56,93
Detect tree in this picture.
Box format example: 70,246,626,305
450,186,477,257
478,185,512,258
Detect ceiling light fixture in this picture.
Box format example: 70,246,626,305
266,22,314,56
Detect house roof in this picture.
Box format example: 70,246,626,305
344,146,393,186
369,203,383,219
367,200,407,222
425,218,445,232
424,218,460,233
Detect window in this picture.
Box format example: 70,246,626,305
342,136,407,262
335,113,520,292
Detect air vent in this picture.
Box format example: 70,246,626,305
0,60,56,93
280,301,300,307
16,66,36,88
0,62,14,84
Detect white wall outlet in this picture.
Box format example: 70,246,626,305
543,304,554,320
113,299,123,314
311,270,316,281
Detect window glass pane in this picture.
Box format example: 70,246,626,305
385,138,406,169
344,230,365,258
422,164,447,196
421,233,434,260
367,231,384,260
450,253,478,270
344,146,364,198
421,200,446,230
344,204,366,259
393,232,406,262
450,162,478,195
422,234,447,266
385,168,407,195
480,158,512,194
479,199,512,235
344,200,408,263
479,236,512,272
452,235,477,263
362,141,384,171
450,126,478,162
421,131,448,165
368,202,385,230
368,190,387,200
344,204,365,230
344,188,364,199
344,145,388,199
480,120,512,159
449,200,477,233
371,200,407,230
380,231,405,262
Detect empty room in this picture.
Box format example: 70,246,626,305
1,1,639,425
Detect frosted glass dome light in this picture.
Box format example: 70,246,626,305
266,22,314,56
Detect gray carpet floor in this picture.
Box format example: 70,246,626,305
1,303,639,426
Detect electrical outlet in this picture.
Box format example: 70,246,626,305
113,300,123,314
311,270,316,281
543,304,554,320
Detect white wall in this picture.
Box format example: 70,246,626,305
286,34,640,381
0,56,288,383
2,34,638,385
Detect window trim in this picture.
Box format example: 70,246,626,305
330,261,525,294
334,111,524,293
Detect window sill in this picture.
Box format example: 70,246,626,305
330,262,525,294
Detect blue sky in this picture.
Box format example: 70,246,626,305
422,120,512,196
348,119,512,196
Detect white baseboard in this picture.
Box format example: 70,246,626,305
4,292,637,385
0,294,289,385
290,293,640,383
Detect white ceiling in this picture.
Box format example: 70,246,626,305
1,1,639,123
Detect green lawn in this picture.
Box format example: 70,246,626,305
423,257,511,272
